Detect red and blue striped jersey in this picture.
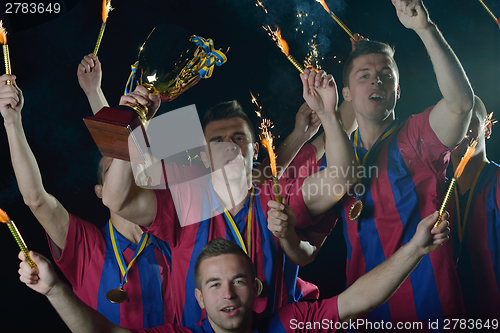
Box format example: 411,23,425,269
148,175,323,326
290,107,464,323
450,161,500,320
129,297,339,333
48,213,173,329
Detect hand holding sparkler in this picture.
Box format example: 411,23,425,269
0,74,23,125
19,251,58,296
0,208,37,269
267,199,296,239
350,33,369,51
94,0,112,55
301,68,338,117
77,54,103,96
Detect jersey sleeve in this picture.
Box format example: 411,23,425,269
146,189,183,248
284,143,321,179
267,296,340,332
47,213,102,291
400,106,453,175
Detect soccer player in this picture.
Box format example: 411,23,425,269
18,211,450,333
450,96,500,320
99,64,356,325
0,72,173,328
283,0,474,326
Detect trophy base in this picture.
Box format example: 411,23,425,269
84,106,150,164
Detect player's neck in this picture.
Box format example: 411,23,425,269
452,148,487,195
356,115,395,151
211,174,251,216
110,212,145,245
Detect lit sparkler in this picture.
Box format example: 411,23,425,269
435,140,478,227
305,36,322,70
94,0,113,55
263,25,304,73
315,0,355,39
255,0,268,14
0,21,12,85
259,119,281,203
478,0,500,27
0,209,37,269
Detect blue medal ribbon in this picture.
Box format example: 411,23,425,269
189,35,227,79
222,187,255,256
124,61,139,95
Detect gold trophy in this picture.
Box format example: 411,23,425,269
84,24,227,163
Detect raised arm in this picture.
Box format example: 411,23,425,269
337,211,450,321
300,69,358,216
101,87,161,227
0,74,69,249
392,0,473,147
253,102,321,185
267,199,327,266
18,251,127,333
77,53,109,114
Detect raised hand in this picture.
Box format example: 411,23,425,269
300,68,338,117
18,251,59,296
294,102,322,141
119,85,161,120
392,0,431,31
77,54,102,96
0,74,23,125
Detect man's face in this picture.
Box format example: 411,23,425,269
201,117,258,182
195,254,257,333
343,53,400,123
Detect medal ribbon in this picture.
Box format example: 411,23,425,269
455,160,487,243
352,121,399,197
124,61,139,95
189,35,227,79
353,121,399,167
222,187,255,257
109,220,149,287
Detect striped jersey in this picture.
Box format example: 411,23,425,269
450,161,500,320
147,170,325,326
49,213,173,329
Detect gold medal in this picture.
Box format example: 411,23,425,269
106,287,128,304
349,199,363,221
255,278,263,297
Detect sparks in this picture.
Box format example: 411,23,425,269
0,21,6,45
263,25,289,56
0,208,10,223
315,0,355,39
249,90,263,112
259,119,277,177
255,0,268,14
102,0,113,23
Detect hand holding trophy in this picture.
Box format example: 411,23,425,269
84,24,227,163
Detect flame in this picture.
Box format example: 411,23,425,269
263,25,289,56
454,140,478,179
0,208,10,223
315,0,331,13
0,21,7,45
259,119,277,177
101,0,113,23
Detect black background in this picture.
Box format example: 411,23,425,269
0,0,499,331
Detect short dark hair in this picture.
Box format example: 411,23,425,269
202,100,256,142
343,40,399,87
194,238,256,290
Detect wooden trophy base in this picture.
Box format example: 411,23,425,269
83,106,150,164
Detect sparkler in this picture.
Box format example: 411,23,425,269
260,119,281,204
315,0,355,40
263,25,304,73
255,0,268,14
0,21,12,85
478,0,500,27
0,209,37,269
434,140,478,227
93,0,113,55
